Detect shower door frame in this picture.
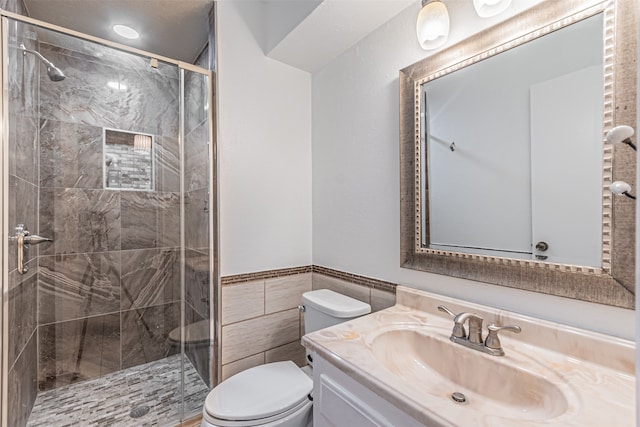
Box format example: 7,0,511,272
0,10,219,426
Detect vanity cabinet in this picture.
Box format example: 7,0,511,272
312,354,427,427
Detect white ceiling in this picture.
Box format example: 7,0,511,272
23,0,213,63
266,0,415,72
21,0,416,70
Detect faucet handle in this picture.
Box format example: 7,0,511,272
485,324,521,354
437,305,456,317
438,305,466,338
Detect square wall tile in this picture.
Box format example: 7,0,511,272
39,119,103,189
121,302,180,369
221,309,299,364
40,188,121,255
39,252,121,324
221,281,264,325
265,273,312,314
120,191,179,250
120,248,179,310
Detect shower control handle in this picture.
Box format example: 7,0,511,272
15,224,52,274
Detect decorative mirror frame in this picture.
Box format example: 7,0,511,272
400,0,636,308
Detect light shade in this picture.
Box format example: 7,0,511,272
610,181,632,195
417,0,450,50
473,0,512,18
605,125,634,145
113,24,139,40
134,134,152,153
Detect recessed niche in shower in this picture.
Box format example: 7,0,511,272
104,128,154,191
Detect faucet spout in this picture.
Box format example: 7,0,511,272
453,312,484,344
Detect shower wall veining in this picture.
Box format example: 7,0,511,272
6,9,39,427
35,39,183,392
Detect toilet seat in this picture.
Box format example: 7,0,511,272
203,361,313,426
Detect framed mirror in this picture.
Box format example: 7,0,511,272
103,128,155,191
400,0,636,308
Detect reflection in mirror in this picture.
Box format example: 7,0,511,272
421,14,603,267
104,128,154,191
400,0,636,308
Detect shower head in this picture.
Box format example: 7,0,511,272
20,44,66,82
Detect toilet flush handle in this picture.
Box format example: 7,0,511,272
298,305,306,312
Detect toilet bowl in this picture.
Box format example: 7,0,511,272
201,289,371,427
201,361,313,427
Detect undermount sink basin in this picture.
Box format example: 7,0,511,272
368,326,573,422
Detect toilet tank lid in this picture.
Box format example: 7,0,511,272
302,289,371,318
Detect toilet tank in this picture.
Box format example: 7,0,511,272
302,289,371,334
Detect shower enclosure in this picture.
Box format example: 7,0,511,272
1,11,217,427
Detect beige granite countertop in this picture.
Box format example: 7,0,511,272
302,286,635,426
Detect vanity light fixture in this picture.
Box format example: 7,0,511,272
417,0,450,50
113,24,139,40
610,181,636,200
473,0,512,18
605,125,637,151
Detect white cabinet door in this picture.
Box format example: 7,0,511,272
313,356,429,427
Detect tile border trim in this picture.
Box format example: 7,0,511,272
221,265,397,293
220,266,313,285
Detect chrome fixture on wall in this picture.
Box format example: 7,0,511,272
14,223,52,274
20,43,66,81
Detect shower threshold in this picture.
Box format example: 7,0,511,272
27,354,209,427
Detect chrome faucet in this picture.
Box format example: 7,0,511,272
438,305,521,356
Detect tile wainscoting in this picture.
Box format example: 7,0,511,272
219,266,397,380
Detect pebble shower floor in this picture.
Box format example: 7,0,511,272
26,355,209,427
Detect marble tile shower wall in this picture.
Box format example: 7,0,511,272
36,41,185,392
183,48,213,387
7,17,41,427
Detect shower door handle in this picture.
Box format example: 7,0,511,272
15,224,52,274
24,234,53,245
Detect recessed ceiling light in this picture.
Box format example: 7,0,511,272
113,24,139,40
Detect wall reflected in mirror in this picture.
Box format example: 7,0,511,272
421,13,603,267
104,128,154,191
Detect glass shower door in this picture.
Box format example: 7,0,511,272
2,16,214,427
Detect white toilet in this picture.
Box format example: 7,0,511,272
201,289,372,427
